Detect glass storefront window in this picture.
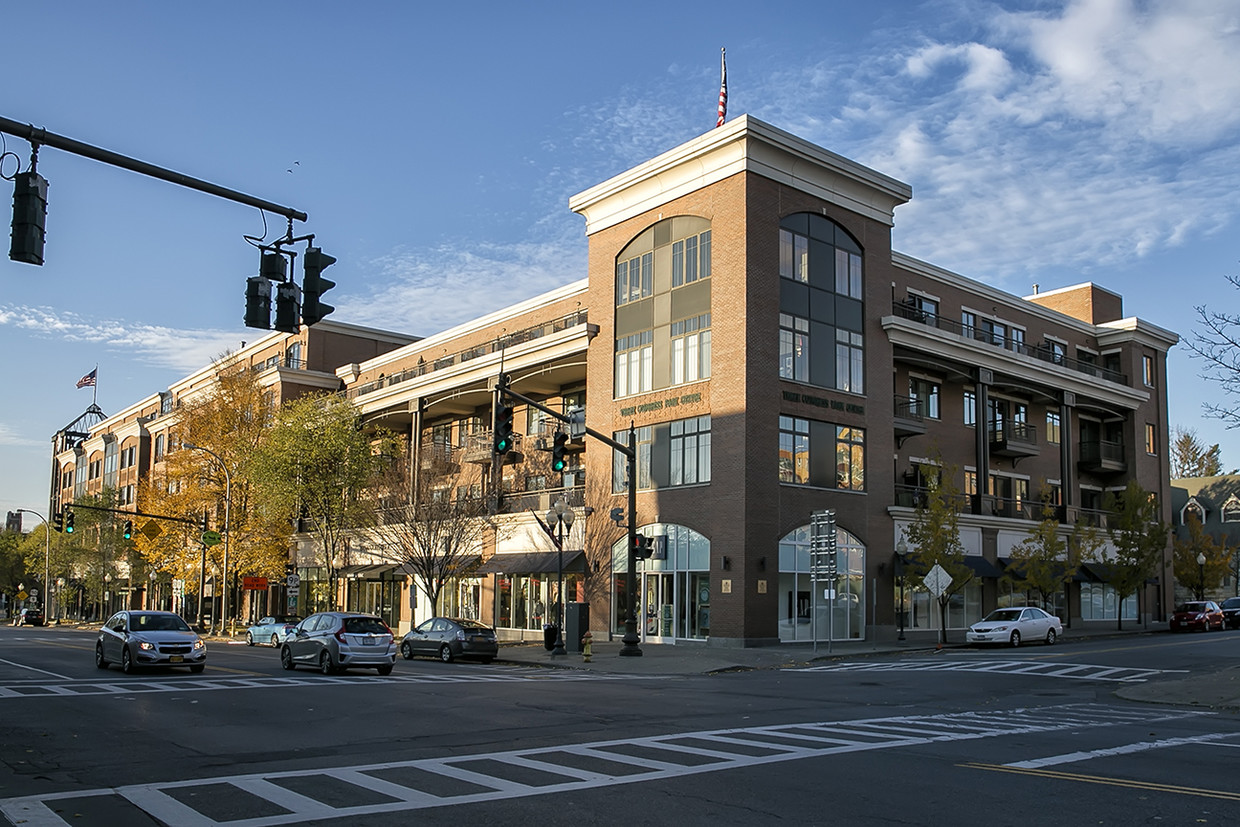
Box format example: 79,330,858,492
611,523,710,641
777,525,866,641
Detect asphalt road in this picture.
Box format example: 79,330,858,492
1,625,1238,825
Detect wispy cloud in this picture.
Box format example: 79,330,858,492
0,421,44,448
0,304,241,373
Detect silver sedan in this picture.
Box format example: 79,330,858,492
96,610,207,673
966,607,1063,647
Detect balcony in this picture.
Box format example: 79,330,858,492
462,431,523,465
419,442,459,472
893,395,927,444
989,420,1038,460
1078,440,1126,475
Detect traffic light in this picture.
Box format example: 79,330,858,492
301,247,336,326
632,534,653,560
550,432,569,472
52,511,63,533
122,520,133,540
244,275,272,329
9,171,48,265
64,511,75,534
273,280,301,334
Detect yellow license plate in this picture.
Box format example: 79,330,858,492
170,655,183,663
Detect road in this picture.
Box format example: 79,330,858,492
1,625,1238,825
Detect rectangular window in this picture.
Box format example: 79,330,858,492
779,415,865,490
834,249,862,298
779,229,809,283
835,329,863,393
1145,423,1157,455
836,427,865,490
671,314,711,387
672,232,711,288
1143,354,1154,386
778,416,810,484
963,389,976,427
779,313,810,382
615,331,653,398
1009,327,1025,353
964,469,977,497
616,253,653,305
909,377,941,419
1046,411,1061,444
669,416,711,486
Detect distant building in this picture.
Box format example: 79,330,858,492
1171,475,1240,598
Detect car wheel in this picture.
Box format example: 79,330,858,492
121,647,135,674
377,663,393,676
280,645,295,671
95,643,108,669
319,651,336,675
439,644,455,664
1045,628,1057,645
401,641,414,660
1009,630,1021,648
189,664,205,674
270,634,280,647
246,632,255,646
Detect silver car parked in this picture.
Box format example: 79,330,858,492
96,610,207,673
280,611,396,675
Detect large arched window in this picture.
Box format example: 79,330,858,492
614,217,712,399
778,213,864,393
778,523,865,641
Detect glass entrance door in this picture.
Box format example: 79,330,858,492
641,572,675,643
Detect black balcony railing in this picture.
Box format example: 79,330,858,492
348,309,590,399
891,301,1127,384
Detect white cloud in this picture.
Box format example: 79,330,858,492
0,422,44,449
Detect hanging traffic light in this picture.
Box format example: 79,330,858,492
494,401,515,456
52,511,63,533
244,275,272,329
273,280,301,334
122,520,133,540
551,431,569,473
9,171,49,265
64,511,75,534
301,247,336,326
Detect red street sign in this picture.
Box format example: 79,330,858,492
242,577,269,591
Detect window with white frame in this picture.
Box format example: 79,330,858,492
615,331,653,398
1222,496,1240,523
669,416,711,486
1145,423,1157,455
615,251,653,306
1143,354,1155,386
963,389,976,427
835,329,864,393
671,314,711,386
671,230,711,288
612,419,708,492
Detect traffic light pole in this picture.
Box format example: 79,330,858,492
498,383,642,657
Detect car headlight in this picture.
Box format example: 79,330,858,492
193,639,206,651
138,641,155,651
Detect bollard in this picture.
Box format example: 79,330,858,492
581,630,593,662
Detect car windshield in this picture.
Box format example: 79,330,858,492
982,609,1022,622
1176,603,1209,613
132,614,191,632
1222,598,1240,609
344,617,387,634
275,616,301,624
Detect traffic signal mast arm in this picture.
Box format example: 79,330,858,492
56,501,203,527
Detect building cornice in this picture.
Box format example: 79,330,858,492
569,115,912,234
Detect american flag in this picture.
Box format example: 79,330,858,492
76,368,97,389
716,48,727,127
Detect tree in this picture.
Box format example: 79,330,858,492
1006,490,1102,611
365,443,495,617
1172,512,1229,600
0,528,29,617
1104,481,1169,631
1169,426,1224,479
902,458,973,645
250,392,396,611
1186,272,1240,431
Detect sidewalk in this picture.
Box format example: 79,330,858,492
493,626,1240,712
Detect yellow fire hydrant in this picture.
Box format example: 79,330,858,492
581,630,593,662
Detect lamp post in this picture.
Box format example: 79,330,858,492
15,508,51,622
104,574,112,616
184,442,232,636
545,497,574,658
895,535,908,642
1196,552,1206,601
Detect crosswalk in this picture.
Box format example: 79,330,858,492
0,703,1207,827
0,667,649,701
790,659,1186,682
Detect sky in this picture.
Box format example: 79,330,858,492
3,0,1239,529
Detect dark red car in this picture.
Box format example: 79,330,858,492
1170,601,1224,632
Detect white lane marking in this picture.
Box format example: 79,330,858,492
793,659,1188,683
1007,731,1240,768
0,704,1211,827
0,657,72,681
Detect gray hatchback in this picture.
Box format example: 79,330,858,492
280,611,396,675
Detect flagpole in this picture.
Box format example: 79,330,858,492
716,47,728,128
92,365,98,405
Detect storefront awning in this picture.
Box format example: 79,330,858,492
999,558,1093,582
341,564,397,579
477,550,584,575
896,552,1002,579
398,555,482,578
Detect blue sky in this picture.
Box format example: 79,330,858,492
3,0,1239,528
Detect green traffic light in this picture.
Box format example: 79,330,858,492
64,512,75,533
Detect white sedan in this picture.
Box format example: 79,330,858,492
966,607,1063,647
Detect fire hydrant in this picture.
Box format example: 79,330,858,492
581,630,593,662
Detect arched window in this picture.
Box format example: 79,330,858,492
777,523,865,641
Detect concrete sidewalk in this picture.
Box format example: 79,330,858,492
493,627,1240,712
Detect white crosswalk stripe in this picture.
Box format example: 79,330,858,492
789,659,1185,682
0,704,1210,827
0,667,650,700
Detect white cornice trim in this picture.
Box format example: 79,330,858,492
569,115,912,234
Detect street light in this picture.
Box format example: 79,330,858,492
1197,552,1206,601
545,497,575,658
895,534,908,642
15,508,51,622
184,442,232,636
